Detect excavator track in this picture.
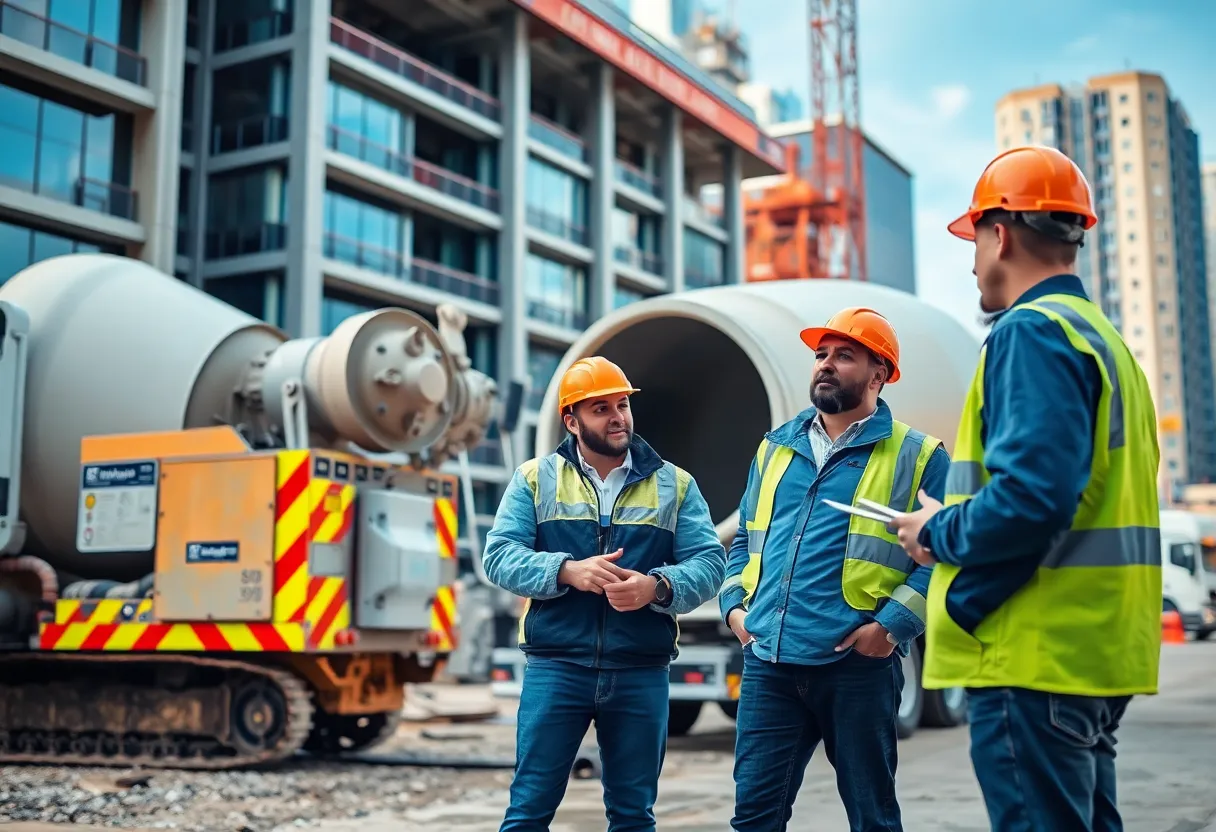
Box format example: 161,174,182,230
0,653,314,770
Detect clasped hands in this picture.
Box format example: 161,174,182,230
557,549,658,612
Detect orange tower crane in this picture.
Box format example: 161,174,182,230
744,0,868,282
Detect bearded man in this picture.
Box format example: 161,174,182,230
483,356,726,832
718,308,950,832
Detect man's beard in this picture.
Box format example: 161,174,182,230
579,421,632,456
810,374,866,415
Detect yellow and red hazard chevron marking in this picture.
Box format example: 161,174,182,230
274,451,353,649
430,497,459,652
39,598,306,651
38,450,457,654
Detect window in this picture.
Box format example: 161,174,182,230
0,79,135,219
526,157,588,240
615,285,646,309
206,271,285,327
526,345,565,409
1119,94,1128,104
327,79,406,152
0,219,117,286
322,188,405,274
205,166,288,258
1120,118,1130,128
525,254,587,329
684,229,725,289
1169,542,1197,575
321,290,379,335
413,212,484,276
1147,91,1158,102
212,58,291,153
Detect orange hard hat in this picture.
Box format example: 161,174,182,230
800,307,902,384
948,145,1098,241
557,356,640,415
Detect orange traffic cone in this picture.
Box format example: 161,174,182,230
1162,610,1187,644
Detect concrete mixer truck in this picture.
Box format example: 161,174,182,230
490,279,982,740
0,253,496,768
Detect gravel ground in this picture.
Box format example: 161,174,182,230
0,689,523,832
0,760,510,831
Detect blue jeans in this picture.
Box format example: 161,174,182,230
731,648,904,831
967,688,1132,832
500,657,669,832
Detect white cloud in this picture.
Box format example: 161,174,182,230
931,84,971,121
1066,33,1100,53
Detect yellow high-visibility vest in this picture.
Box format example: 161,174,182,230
923,292,1162,696
729,420,941,622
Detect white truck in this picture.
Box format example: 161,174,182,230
1160,509,1216,640
490,278,980,738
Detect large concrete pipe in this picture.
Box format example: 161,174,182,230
534,281,984,545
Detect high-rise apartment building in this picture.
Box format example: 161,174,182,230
1204,161,1216,400
996,73,1216,497
0,0,783,524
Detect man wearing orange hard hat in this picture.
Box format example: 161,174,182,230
720,307,949,830
483,355,725,831
888,145,1162,831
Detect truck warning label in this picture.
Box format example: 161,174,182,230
77,460,158,553
186,541,240,564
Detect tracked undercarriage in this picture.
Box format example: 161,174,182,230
0,654,317,769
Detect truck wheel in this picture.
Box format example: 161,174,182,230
667,701,703,737
719,700,739,720
1197,629,1213,642
921,686,969,728
896,642,923,740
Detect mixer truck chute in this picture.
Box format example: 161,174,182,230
0,253,497,768
491,279,981,739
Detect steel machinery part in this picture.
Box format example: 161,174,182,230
534,280,982,544
0,254,495,580
0,653,314,768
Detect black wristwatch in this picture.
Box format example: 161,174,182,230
653,575,673,607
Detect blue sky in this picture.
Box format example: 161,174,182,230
703,0,1216,334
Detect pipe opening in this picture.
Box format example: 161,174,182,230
595,317,771,527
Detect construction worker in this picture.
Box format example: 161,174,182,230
889,145,1162,831
482,356,726,832
719,308,950,832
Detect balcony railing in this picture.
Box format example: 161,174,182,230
75,177,138,221
527,299,589,331
683,194,725,229
214,10,292,53
176,225,192,257
614,160,661,198
411,257,500,306
329,18,501,122
0,0,146,85
613,245,662,276
326,125,500,213
205,223,287,259
527,115,587,163
322,232,501,306
211,114,289,155
526,206,588,247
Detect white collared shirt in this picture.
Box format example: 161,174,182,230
577,446,633,525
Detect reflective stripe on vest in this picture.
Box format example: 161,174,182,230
923,292,1162,697
517,454,683,644
724,422,940,622
534,455,681,532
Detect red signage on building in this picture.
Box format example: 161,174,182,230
514,0,786,172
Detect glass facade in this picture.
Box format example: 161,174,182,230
327,78,406,157
788,128,914,293
323,187,406,275
615,284,646,308
0,218,117,285
684,228,724,289
0,0,144,83
211,57,291,153
0,78,135,220
214,0,292,53
413,213,483,276
321,289,378,334
1167,100,1216,482
205,165,288,258
205,271,284,327
526,157,587,244
526,254,587,330
527,344,565,409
